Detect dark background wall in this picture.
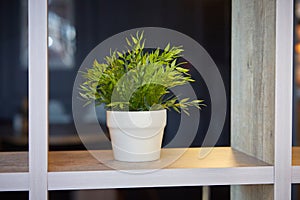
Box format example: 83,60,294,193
0,0,27,120
71,0,231,147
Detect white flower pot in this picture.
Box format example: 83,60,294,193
106,109,167,162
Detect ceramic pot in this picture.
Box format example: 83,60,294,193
106,109,167,162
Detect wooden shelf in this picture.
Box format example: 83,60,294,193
48,147,273,190
292,147,300,166
0,152,28,173
0,152,28,191
0,147,274,191
49,147,270,171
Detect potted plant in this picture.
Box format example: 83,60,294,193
80,32,204,162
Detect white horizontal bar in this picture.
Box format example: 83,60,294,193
48,167,274,190
0,173,29,191
292,166,300,183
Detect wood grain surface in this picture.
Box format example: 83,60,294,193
231,0,276,199
48,147,270,172
0,152,28,172
293,146,300,166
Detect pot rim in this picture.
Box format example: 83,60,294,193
106,109,166,114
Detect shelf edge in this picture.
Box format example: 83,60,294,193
48,166,274,190
0,172,29,191
292,166,300,183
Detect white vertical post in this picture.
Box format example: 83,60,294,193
275,0,293,199
28,0,48,199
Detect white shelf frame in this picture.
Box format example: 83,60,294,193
292,166,300,183
0,0,294,199
28,0,48,199
0,173,29,191
48,167,274,191
274,0,293,199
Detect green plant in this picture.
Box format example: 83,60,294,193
80,31,204,114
